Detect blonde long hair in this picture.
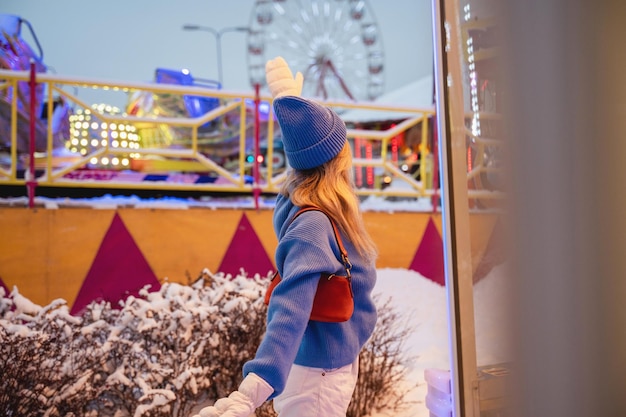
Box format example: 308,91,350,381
280,142,378,263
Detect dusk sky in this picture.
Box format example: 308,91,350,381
2,0,433,107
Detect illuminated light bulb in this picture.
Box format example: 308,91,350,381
112,157,120,165
101,122,108,129
91,139,99,146
121,140,128,148
80,148,87,155
120,131,127,139
91,122,99,129
111,131,118,139
82,121,89,129
101,157,109,165
122,158,129,166
71,138,79,145
110,123,117,130
80,139,88,146
101,139,107,146
74,122,82,129
112,140,119,148
70,147,78,153
81,131,88,137
90,157,98,164
72,130,79,137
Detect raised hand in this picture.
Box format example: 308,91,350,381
265,56,303,98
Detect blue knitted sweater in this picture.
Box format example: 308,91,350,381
242,194,378,399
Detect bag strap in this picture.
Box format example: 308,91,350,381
289,206,352,278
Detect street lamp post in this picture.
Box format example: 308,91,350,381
182,24,249,87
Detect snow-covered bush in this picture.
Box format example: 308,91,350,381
0,288,99,416
0,270,268,417
0,270,415,417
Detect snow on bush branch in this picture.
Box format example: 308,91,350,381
0,269,416,417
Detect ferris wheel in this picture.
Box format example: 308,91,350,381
247,0,385,102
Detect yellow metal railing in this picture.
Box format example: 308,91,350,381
0,69,449,201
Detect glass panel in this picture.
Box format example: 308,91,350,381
458,0,512,415
435,0,512,415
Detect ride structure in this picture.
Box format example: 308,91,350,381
247,0,384,101
0,12,439,206
1,6,508,210
0,14,71,155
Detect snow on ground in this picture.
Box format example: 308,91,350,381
0,192,437,212
370,265,510,417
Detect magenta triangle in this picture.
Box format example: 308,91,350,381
409,217,445,286
70,213,161,315
218,213,274,279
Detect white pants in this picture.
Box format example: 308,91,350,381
273,359,359,417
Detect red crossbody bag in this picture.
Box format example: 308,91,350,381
264,207,354,322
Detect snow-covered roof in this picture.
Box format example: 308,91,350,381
341,74,435,123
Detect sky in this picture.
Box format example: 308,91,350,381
2,0,434,108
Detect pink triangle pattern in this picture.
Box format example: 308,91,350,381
70,213,161,315
409,217,445,286
218,213,275,279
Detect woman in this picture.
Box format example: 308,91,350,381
194,57,378,417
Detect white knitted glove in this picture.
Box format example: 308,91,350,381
193,373,273,417
265,56,303,98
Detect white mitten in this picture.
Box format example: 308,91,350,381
193,373,273,417
265,56,303,98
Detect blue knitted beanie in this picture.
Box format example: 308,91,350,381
273,96,346,170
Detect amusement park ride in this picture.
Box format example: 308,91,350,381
0,15,70,155
0,0,394,190
246,0,385,101
0,0,498,205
